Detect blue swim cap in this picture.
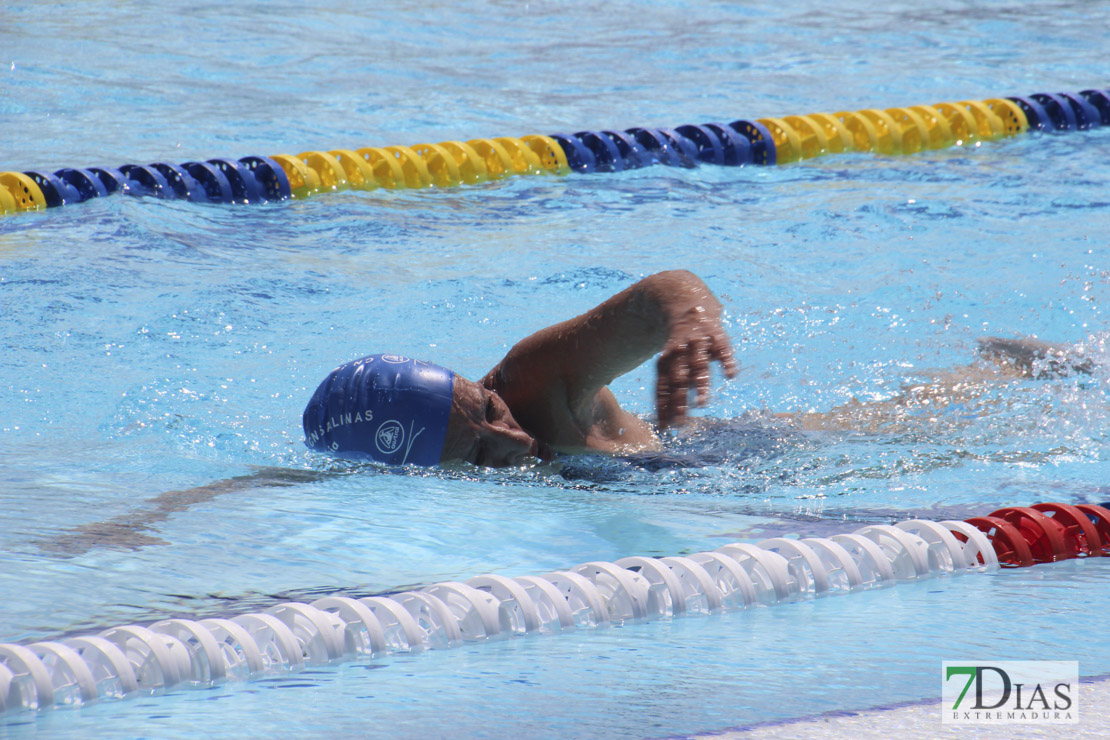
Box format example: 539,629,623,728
303,354,455,466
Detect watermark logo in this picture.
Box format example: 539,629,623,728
942,661,1078,725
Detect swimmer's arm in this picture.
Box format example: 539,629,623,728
489,270,738,429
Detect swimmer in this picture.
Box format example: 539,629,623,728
303,270,738,468
303,270,1099,469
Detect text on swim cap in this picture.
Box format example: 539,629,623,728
304,409,374,448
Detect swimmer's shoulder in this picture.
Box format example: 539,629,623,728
484,357,658,455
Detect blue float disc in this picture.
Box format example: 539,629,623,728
119,164,173,198
674,124,725,165
1056,91,1101,130
1006,96,1051,131
87,167,134,195
208,158,265,203
655,128,699,167
181,161,235,203
1078,89,1110,126
727,120,776,166
549,134,596,173
625,128,683,167
54,168,109,201
702,122,752,166
150,163,203,201
600,130,649,169
238,156,292,200
23,170,80,207
573,131,624,172
1030,92,1077,131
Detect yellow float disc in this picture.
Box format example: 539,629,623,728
270,154,321,199
438,141,489,184
494,137,543,174
357,147,405,189
328,149,379,190
0,182,17,213
883,108,929,154
907,105,954,149
857,109,900,155
957,100,1004,140
932,102,978,145
756,118,804,163
520,135,570,174
834,111,880,152
982,98,1028,136
803,113,852,153
298,151,350,192
783,115,830,158
0,171,47,211
383,145,432,188
466,139,514,179
411,143,462,188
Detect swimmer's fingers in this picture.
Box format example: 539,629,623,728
656,310,737,427
708,326,739,380
656,343,691,429
688,336,713,408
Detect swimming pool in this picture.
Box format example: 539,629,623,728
2,0,1109,736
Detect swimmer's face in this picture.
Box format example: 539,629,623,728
440,377,547,467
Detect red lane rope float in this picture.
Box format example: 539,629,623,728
1030,502,1103,557
964,502,1110,566
989,506,1071,563
1074,504,1110,554
964,515,1037,567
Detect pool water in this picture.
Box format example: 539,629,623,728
2,0,1109,737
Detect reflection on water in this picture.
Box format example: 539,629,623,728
36,468,336,556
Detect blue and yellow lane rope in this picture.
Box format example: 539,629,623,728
2,88,1107,215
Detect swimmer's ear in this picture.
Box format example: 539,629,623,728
976,336,1095,378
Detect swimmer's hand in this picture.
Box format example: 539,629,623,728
656,290,739,429
484,270,738,451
